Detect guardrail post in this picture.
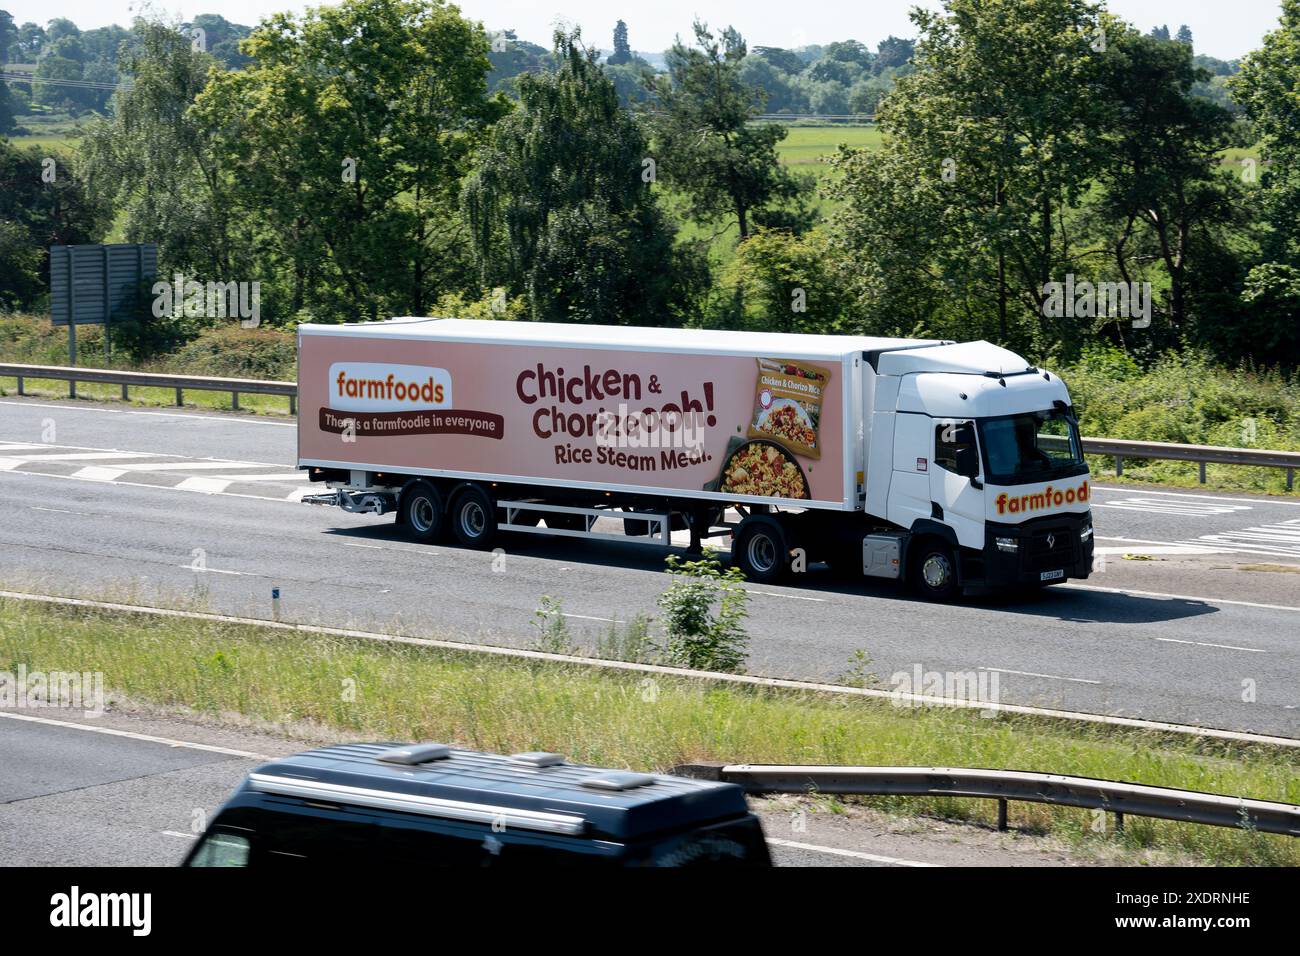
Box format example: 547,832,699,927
1288,468,1295,493
232,391,240,412
121,383,129,401
1114,455,1122,477
997,798,1008,831
69,377,76,400
289,395,297,416
1198,461,1207,484
15,376,22,395
1114,811,1124,834
175,387,183,407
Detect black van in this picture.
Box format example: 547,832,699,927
183,743,771,867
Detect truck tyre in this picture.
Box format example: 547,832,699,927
909,538,959,602
450,485,498,549
733,515,789,584
401,481,445,544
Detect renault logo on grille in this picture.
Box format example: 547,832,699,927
1046,533,1056,549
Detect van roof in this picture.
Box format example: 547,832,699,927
298,316,943,362
240,743,749,841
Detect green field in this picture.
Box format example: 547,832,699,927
774,123,882,174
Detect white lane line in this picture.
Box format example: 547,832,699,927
2,450,154,462
745,589,827,603
30,506,99,516
979,666,1101,685
0,398,295,426
1091,486,1300,506
343,542,440,556
0,443,59,451
0,711,272,759
4,588,1297,748
1095,534,1300,560
112,460,278,471
765,837,939,868
563,613,620,623
1094,545,1220,556
161,831,197,841
70,466,127,481
1092,499,1251,517
178,565,251,576
1062,582,1300,612
1156,638,1267,653
0,467,312,504
175,476,234,494
208,472,307,481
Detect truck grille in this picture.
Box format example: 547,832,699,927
1025,529,1078,571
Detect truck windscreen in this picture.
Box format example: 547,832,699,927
978,410,1086,485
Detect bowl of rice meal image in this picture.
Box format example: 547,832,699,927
717,438,810,501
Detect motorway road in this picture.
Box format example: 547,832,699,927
1,396,1299,737
0,710,1093,867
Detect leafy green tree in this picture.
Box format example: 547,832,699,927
875,36,915,70
81,20,232,279
464,30,701,324
648,21,809,239
827,0,1116,354
1176,25,1193,46
723,228,851,333
0,139,109,308
195,0,505,321
1091,27,1237,343
607,19,632,65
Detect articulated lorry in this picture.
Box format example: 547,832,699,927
299,318,1094,600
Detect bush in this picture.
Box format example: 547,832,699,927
655,552,750,673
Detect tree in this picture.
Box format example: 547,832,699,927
826,0,1117,354
648,21,809,240
464,30,701,324
194,0,506,322
0,10,14,133
81,20,231,280
1176,25,1193,46
1150,25,1170,41
876,36,915,71
1092,27,1237,345
607,19,632,65
752,46,805,75
0,139,109,309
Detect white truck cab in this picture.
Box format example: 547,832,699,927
859,341,1094,599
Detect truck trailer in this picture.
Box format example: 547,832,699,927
298,318,1094,600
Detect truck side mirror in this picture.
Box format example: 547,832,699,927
955,444,980,479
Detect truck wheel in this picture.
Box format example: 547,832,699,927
909,539,959,602
451,485,498,549
402,481,445,544
733,515,789,584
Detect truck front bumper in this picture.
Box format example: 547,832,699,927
966,514,1094,588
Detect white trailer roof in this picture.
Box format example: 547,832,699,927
298,317,942,361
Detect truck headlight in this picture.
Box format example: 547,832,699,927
1080,523,1093,542
995,537,1018,553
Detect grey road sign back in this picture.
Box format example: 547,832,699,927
49,243,158,326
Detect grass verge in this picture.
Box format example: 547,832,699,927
1,596,1296,865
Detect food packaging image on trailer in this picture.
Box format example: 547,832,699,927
297,319,883,510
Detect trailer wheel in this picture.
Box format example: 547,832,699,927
909,538,959,602
450,485,498,549
733,515,789,584
401,481,445,544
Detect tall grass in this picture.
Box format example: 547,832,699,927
1,597,1296,865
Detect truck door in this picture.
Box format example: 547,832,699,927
930,420,985,550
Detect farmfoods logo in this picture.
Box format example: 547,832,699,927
322,363,503,440
330,363,453,412
994,481,1090,516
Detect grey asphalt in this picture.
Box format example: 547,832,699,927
1,396,1299,738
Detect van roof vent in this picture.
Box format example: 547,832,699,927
376,743,452,765
509,751,565,768
579,772,656,792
